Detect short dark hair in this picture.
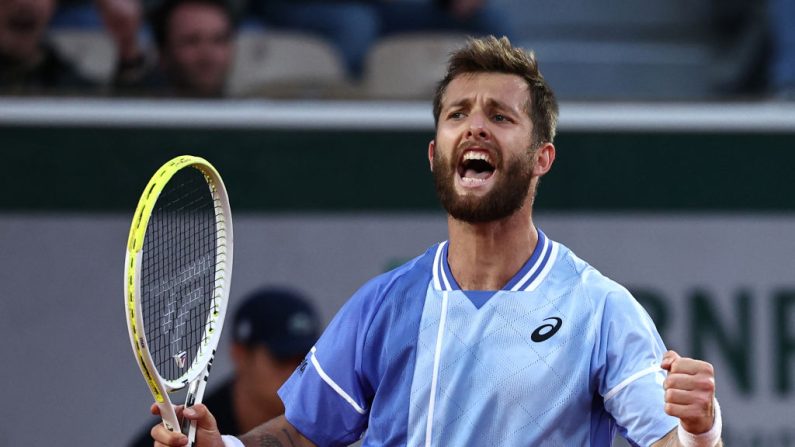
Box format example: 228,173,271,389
432,36,559,147
149,0,235,50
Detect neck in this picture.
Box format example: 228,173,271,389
446,204,538,290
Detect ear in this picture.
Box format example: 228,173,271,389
428,139,436,171
533,142,556,177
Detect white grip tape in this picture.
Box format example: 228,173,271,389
221,435,245,447
677,398,722,447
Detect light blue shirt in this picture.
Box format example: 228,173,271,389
279,230,678,446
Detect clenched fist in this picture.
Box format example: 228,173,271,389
660,350,716,435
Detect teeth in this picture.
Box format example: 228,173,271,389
462,151,492,164
461,176,488,184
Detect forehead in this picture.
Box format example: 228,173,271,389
441,72,530,111
0,0,56,14
169,3,229,32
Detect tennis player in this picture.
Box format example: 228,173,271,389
151,36,723,447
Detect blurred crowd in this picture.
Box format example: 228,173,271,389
0,0,793,100
0,0,511,97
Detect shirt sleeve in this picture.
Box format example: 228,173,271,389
278,278,385,446
594,289,678,447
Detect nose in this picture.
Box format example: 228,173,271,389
465,111,491,141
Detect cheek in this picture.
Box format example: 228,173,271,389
433,136,456,162
41,0,56,20
434,126,460,149
248,362,280,393
212,43,231,61
167,47,190,67
184,48,205,65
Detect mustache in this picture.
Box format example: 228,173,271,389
456,140,498,153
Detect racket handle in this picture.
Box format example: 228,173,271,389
182,381,199,446
186,419,199,447
157,402,181,434
182,370,210,447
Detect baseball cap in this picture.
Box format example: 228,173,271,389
232,287,320,360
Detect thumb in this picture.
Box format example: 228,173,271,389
182,404,219,431
660,350,681,371
183,404,225,446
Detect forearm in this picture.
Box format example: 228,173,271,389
238,415,316,447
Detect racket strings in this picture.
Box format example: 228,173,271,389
141,167,219,382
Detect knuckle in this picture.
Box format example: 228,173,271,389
703,362,715,375
697,377,715,392
694,394,709,408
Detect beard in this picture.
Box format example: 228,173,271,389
433,143,535,223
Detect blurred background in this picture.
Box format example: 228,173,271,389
2,0,795,445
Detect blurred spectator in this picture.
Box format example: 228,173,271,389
128,287,322,446
51,0,104,28
378,0,511,39
767,0,795,99
710,0,771,98
250,0,375,79
99,0,236,97
250,0,513,78
0,0,96,95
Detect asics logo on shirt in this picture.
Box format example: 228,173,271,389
298,357,309,375
531,317,563,342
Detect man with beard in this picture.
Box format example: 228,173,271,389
0,0,95,95
102,0,234,97
150,36,724,447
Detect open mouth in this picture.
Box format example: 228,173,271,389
458,150,496,185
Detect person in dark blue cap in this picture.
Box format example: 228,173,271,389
128,287,321,447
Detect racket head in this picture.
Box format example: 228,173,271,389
124,155,233,408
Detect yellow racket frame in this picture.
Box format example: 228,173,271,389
124,155,233,435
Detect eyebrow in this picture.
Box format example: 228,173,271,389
444,97,473,111
444,97,519,115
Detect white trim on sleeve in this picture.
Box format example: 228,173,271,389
604,365,663,402
309,347,367,415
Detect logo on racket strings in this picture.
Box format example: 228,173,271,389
157,255,214,367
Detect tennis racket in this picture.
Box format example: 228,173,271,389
124,155,233,445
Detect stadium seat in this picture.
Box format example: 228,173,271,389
48,29,117,84
227,30,352,98
527,40,713,101
491,0,716,100
490,0,712,43
362,33,468,100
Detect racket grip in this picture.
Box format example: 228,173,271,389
182,373,207,446
186,419,198,446
157,402,181,434
181,397,198,446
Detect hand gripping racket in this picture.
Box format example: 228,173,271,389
124,155,233,445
